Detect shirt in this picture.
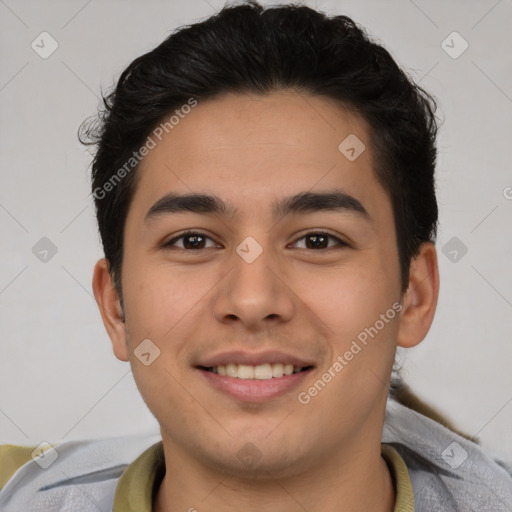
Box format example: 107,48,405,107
1,398,511,510
112,441,414,511
0,440,414,511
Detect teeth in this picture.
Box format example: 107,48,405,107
237,364,255,379
271,363,284,378
254,364,272,380
226,363,237,378
209,363,306,379
284,364,294,376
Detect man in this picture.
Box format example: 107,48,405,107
1,2,511,511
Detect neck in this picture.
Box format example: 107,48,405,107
153,438,395,512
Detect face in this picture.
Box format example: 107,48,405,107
99,90,413,478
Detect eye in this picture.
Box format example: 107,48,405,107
292,232,348,250
162,231,219,250
162,230,348,251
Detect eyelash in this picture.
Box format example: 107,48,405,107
162,230,349,251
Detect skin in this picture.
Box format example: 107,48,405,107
93,90,439,512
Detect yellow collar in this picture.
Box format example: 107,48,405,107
113,442,414,511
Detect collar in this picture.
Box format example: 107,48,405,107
113,441,414,511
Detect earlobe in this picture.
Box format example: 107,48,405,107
396,242,440,349
92,258,129,361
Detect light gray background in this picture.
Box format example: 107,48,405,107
1,0,511,463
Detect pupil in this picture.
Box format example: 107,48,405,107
185,235,204,249
307,234,327,249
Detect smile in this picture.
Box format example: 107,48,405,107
197,365,314,402
201,363,312,380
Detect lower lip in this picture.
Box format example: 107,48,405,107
198,368,313,402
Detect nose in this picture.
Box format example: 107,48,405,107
211,241,296,331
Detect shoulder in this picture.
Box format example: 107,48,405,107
0,433,161,512
0,444,40,489
384,398,512,511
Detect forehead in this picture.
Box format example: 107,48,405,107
128,90,391,224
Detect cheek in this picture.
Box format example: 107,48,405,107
121,261,217,369
122,266,192,408
295,261,395,332
123,263,194,328
296,257,400,384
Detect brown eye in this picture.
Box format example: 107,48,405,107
163,232,217,250
293,232,347,250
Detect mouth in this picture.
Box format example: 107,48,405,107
196,358,315,402
198,363,314,380
195,350,316,402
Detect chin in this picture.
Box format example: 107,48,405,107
199,439,312,481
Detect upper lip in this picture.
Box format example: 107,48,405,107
196,350,314,368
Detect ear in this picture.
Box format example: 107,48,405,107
92,258,129,361
397,242,440,348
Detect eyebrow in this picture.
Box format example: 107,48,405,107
144,190,371,224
